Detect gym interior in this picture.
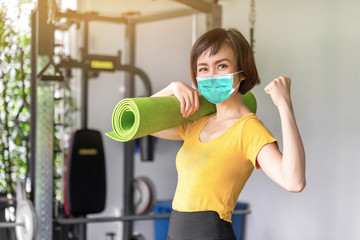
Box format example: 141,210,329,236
1,0,360,239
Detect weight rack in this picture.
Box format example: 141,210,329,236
29,1,222,239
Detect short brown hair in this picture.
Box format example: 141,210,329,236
190,28,258,94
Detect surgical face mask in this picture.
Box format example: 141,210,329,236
196,70,243,104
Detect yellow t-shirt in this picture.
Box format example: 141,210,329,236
173,113,277,222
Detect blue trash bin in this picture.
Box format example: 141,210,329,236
153,201,249,240
153,201,173,240
231,202,249,240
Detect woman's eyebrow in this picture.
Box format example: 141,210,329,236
197,58,230,67
215,58,231,64
197,62,208,67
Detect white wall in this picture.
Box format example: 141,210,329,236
76,0,360,239
220,1,360,240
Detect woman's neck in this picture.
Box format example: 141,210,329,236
213,92,250,121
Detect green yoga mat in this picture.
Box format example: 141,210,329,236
106,92,256,142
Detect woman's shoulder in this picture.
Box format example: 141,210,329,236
242,113,264,125
241,113,273,136
231,112,261,128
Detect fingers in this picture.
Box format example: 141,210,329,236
264,76,291,93
179,97,186,117
172,82,199,118
274,76,291,86
194,92,200,111
264,83,271,95
183,95,191,117
181,90,199,118
264,76,292,107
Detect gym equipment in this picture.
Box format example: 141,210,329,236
62,128,106,240
139,135,155,161
15,200,37,240
27,2,224,239
131,231,145,240
106,92,257,142
54,208,250,225
0,204,249,240
106,95,214,142
249,0,256,51
64,129,106,216
249,0,261,84
0,180,37,240
35,83,55,240
133,176,157,215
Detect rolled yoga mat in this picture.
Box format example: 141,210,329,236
106,92,256,142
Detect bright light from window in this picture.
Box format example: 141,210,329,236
0,0,35,34
60,0,77,11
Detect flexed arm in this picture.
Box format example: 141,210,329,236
257,76,306,192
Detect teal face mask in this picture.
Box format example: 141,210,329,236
196,71,243,104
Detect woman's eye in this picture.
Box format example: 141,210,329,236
218,64,227,69
198,67,207,72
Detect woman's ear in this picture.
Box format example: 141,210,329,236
239,73,246,81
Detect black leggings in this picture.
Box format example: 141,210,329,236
167,210,236,240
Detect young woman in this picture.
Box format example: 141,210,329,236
151,28,305,240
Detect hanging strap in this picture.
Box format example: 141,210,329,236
249,0,256,50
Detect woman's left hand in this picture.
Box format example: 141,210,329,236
260,76,306,192
264,76,292,108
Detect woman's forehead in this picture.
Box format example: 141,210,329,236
198,44,236,62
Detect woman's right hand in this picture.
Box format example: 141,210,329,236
150,81,200,140
170,82,200,118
